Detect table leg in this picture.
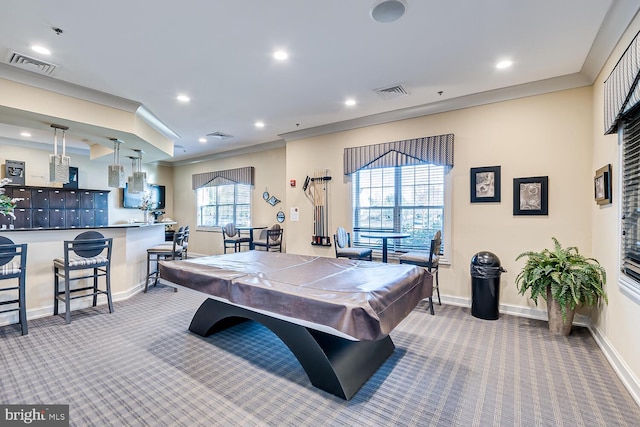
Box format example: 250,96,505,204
382,238,388,263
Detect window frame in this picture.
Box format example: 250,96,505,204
195,183,252,231
619,108,640,304
350,163,451,262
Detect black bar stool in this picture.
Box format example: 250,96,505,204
53,231,113,324
0,236,28,335
145,229,185,292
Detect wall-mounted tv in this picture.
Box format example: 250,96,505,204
122,183,166,209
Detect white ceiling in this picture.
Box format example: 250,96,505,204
0,0,637,164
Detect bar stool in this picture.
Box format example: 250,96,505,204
53,231,113,324
145,229,185,293
0,236,28,335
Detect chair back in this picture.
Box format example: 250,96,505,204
0,236,26,278
223,223,238,238
267,224,283,243
429,230,442,266
64,231,112,268
335,227,350,249
170,229,186,259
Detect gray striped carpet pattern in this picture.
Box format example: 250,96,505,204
1,286,639,426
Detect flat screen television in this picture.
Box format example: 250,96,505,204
122,183,166,209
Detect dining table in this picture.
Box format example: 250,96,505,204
236,225,267,250
360,232,411,263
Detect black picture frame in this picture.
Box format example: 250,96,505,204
594,164,612,205
4,160,25,185
470,166,501,203
513,176,548,215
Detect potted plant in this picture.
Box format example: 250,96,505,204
515,237,607,336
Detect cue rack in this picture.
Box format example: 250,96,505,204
303,169,332,246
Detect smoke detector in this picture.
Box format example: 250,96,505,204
4,49,58,76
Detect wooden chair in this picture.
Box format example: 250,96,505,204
222,223,250,253
53,231,113,324
253,224,283,252
0,236,28,335
399,230,441,315
333,227,372,261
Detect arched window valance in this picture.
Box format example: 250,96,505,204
192,166,254,189
604,30,640,135
343,133,454,175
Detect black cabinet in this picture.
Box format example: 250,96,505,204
49,209,66,228
32,209,49,228
12,188,32,208
49,190,66,209
65,209,80,228
80,191,94,209
65,191,80,209
13,209,31,229
32,189,49,209
3,186,109,229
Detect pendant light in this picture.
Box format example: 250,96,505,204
107,138,126,188
49,124,70,183
127,149,147,193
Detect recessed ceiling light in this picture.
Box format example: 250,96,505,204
198,137,207,143
176,94,190,103
20,132,31,137
345,99,356,106
496,60,513,69
31,45,50,55
255,121,265,128
273,50,288,60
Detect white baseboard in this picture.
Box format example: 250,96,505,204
0,281,146,327
588,322,640,407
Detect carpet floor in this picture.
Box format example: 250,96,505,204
1,285,639,426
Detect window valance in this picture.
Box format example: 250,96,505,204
343,134,454,175
604,30,640,135
192,166,254,190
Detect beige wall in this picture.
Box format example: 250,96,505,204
286,87,593,310
171,145,286,256
590,15,640,392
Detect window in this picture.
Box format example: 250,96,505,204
620,106,640,302
196,183,251,228
352,164,444,252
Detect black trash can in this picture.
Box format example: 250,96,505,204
470,251,505,320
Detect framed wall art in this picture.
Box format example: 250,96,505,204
513,176,548,215
594,164,612,205
4,160,25,185
470,166,501,203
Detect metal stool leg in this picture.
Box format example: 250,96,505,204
19,273,27,335
145,252,152,293
92,268,98,306
53,266,59,316
64,266,71,324
106,265,114,313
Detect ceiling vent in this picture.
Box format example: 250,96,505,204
206,131,234,140
374,84,408,100
4,50,58,76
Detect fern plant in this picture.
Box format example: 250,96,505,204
515,237,607,320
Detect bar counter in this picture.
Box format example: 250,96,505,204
0,222,168,327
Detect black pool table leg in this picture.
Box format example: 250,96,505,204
188,298,395,400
